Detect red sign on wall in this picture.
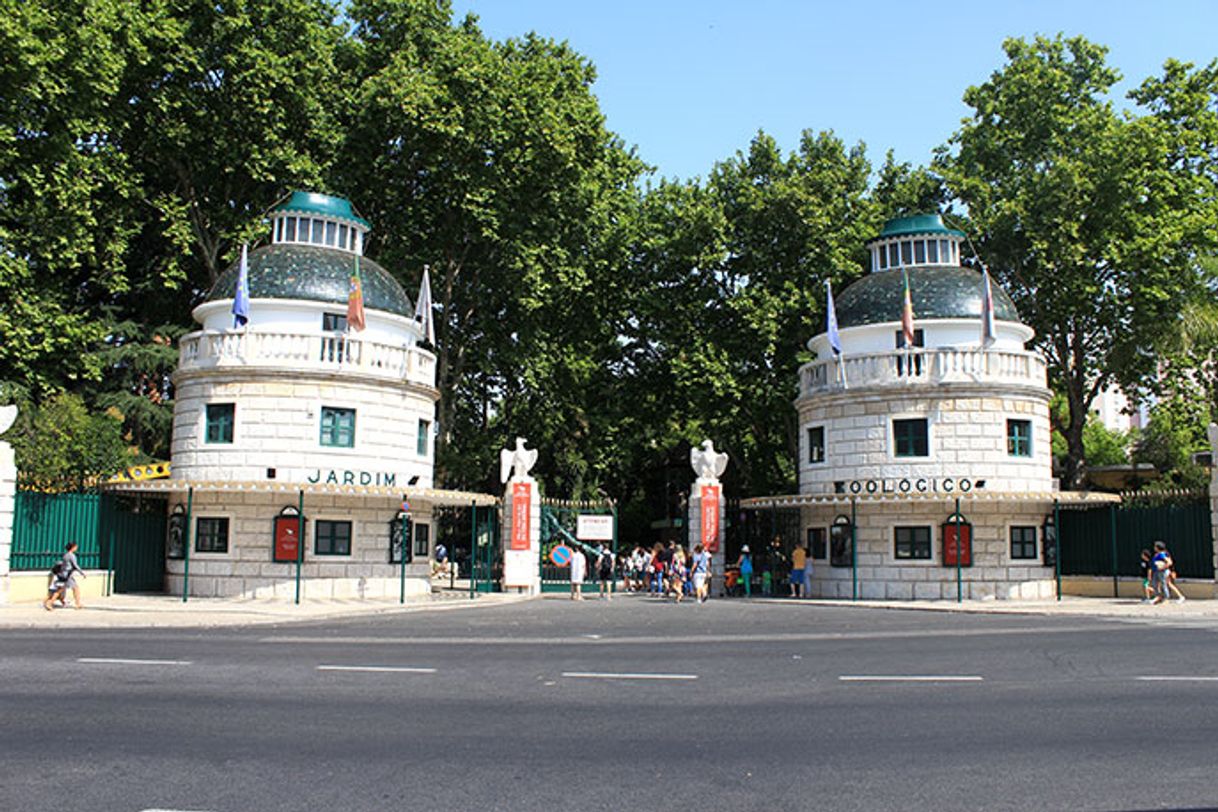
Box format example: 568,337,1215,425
511,482,532,551
273,515,302,563
701,484,720,552
943,523,972,567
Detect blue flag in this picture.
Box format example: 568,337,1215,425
232,243,250,328
825,280,842,356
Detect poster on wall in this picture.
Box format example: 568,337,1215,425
701,484,720,552
511,482,531,551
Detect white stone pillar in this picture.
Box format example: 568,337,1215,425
1208,424,1218,594
688,479,727,595
0,440,15,605
502,477,541,595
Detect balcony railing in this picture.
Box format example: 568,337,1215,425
799,347,1046,397
178,330,436,388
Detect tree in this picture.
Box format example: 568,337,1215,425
939,36,1218,488
336,0,644,494
8,393,132,489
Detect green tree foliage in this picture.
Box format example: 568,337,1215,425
1133,385,1211,491
938,35,1218,488
336,0,645,495
8,393,132,489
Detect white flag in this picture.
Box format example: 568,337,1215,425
980,266,996,348
414,265,435,346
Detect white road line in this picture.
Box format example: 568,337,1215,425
1136,676,1218,682
839,675,984,682
561,671,698,681
316,665,437,674
78,657,192,666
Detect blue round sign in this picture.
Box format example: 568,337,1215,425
550,544,573,567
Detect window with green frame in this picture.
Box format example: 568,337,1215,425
1007,419,1032,457
894,526,931,559
413,522,431,557
1010,526,1038,559
205,403,235,444
417,419,431,457
195,517,229,553
315,520,352,556
893,418,928,457
320,407,355,447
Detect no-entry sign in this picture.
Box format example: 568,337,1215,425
549,544,573,567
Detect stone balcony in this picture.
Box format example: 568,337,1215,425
177,330,437,388
798,347,1047,398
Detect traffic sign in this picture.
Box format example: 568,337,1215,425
549,544,573,567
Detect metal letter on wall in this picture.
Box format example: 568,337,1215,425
701,484,720,552
511,482,531,551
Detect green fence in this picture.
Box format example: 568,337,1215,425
11,490,167,592
539,503,616,593
1059,500,1213,579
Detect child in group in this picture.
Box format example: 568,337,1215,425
43,562,70,611
1139,549,1154,603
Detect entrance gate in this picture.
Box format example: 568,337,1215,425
12,490,167,593
538,501,616,593
432,503,501,593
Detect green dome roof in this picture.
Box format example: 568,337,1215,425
272,191,370,229
873,213,964,240
835,266,1020,329
204,244,412,316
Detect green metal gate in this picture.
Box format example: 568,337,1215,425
1059,497,1213,579
539,502,616,593
100,494,168,593
432,503,501,593
12,489,167,593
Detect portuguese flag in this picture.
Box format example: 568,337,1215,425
347,254,366,332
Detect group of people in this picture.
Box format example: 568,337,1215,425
1141,540,1187,604
617,542,713,603
42,541,85,611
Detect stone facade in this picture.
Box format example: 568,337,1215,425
171,369,437,487
799,499,1055,600
166,490,433,599
798,388,1053,495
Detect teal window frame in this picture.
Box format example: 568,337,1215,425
417,419,431,457
195,517,229,554
315,520,352,556
894,526,931,560
320,407,355,448
1007,419,1032,457
893,418,929,457
205,403,235,444
1010,526,1038,560
413,522,431,558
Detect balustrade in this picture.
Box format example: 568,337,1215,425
177,330,436,387
799,348,1045,397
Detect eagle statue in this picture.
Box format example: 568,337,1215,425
499,437,539,484
690,439,729,481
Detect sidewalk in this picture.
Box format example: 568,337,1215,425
738,594,1218,619
0,591,534,630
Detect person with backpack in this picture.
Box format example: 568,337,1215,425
594,543,614,600
43,541,85,610
691,544,711,604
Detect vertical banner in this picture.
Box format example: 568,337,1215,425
701,484,720,552
511,482,532,551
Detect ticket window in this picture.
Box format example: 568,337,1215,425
941,514,972,567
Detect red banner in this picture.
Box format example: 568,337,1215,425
511,482,532,551
273,516,302,563
701,485,720,552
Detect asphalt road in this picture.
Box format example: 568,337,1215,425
3,597,1218,812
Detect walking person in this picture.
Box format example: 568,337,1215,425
803,544,815,598
736,546,753,597
1139,549,1155,603
46,541,85,610
1165,548,1187,603
569,546,587,600
790,544,806,598
595,542,614,600
692,544,711,604
1150,541,1171,604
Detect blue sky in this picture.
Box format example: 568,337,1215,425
451,1,1218,182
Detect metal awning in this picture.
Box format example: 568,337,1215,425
740,490,1120,510
102,478,500,507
